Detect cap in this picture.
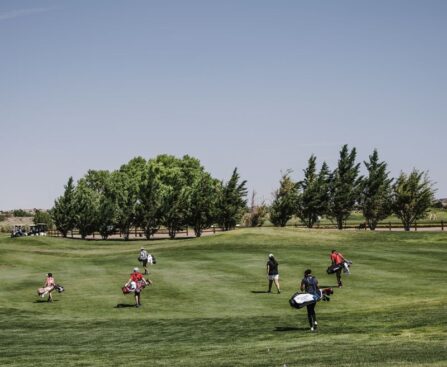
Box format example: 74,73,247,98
268,253,274,258
133,267,139,272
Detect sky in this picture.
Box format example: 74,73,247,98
1,0,446,210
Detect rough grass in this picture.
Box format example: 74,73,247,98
0,228,446,366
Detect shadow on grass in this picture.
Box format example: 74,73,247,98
115,303,137,308
33,299,59,303
275,326,308,332
251,290,270,294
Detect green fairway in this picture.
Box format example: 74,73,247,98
0,229,446,366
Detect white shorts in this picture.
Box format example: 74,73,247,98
268,274,279,281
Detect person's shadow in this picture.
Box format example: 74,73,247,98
115,303,136,308
275,326,308,332
33,299,59,303
251,290,270,294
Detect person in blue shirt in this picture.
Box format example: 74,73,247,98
300,269,320,331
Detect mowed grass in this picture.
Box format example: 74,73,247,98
0,228,446,367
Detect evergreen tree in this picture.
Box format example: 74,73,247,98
359,149,393,230
52,177,76,237
270,171,298,227
217,168,248,231
296,156,330,228
327,145,361,229
392,169,435,231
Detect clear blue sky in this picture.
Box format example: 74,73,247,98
1,0,446,209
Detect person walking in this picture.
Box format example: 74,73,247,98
330,250,346,288
300,269,320,331
125,267,150,307
266,254,280,294
138,247,149,275
42,272,55,302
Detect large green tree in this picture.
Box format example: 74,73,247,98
113,157,147,239
359,149,393,230
137,163,163,239
327,145,361,229
74,180,99,239
392,169,435,231
269,171,298,227
217,168,248,231
52,177,76,237
296,156,330,228
186,172,219,237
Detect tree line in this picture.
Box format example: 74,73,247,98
269,144,436,231
52,155,247,239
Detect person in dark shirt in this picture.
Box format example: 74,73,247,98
266,254,281,294
300,269,320,331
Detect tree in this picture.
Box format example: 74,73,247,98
327,145,361,229
392,169,435,231
74,180,99,239
217,168,248,230
151,155,202,238
33,210,53,229
137,163,163,239
52,177,76,237
186,172,219,237
113,157,147,239
358,149,393,230
243,191,268,227
270,171,298,227
296,156,330,228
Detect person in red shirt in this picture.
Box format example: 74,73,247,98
330,250,346,288
125,268,151,307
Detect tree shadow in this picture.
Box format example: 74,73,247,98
275,326,308,332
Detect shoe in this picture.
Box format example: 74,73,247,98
310,327,315,332
314,322,318,329
338,282,343,288
277,290,281,294
135,304,140,308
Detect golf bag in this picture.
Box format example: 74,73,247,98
122,279,150,294
289,288,333,309
343,259,353,274
326,263,343,274
37,284,64,298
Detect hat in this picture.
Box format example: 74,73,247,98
268,253,274,258
140,247,144,250
133,267,139,272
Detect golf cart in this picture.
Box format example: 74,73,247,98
28,223,48,236
11,225,27,238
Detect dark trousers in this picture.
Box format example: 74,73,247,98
306,303,316,328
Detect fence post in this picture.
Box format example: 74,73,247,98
213,226,216,234
441,220,444,231
186,227,189,237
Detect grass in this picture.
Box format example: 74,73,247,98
0,228,446,366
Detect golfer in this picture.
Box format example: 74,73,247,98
300,269,319,331
330,250,346,288
266,254,280,293
138,247,149,275
125,267,150,307
43,272,55,302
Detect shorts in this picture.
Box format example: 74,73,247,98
142,259,148,267
268,274,279,281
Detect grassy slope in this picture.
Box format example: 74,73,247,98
0,229,446,367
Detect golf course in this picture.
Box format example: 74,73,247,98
0,228,446,366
